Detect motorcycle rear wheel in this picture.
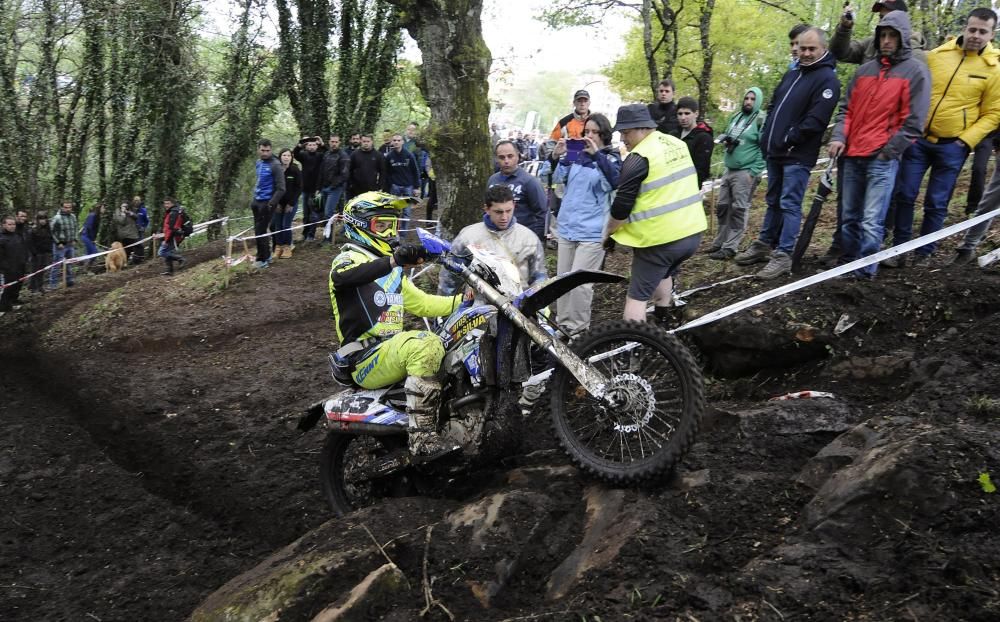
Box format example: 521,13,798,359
319,432,410,517
550,319,704,484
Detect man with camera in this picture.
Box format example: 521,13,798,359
706,87,766,261
293,135,325,241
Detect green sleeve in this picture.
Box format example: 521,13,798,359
402,276,462,318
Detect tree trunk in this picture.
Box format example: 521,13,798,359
386,0,493,233
697,0,715,119
643,0,658,96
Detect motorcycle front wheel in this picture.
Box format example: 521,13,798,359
550,319,704,484
319,432,410,517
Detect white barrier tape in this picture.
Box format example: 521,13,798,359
234,217,324,242
979,246,1000,267
672,205,1000,334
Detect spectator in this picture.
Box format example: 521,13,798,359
885,7,1000,267
675,96,714,187
319,134,350,240
707,87,766,260
49,201,78,289
828,10,929,279
648,79,680,136
251,139,285,268
550,113,621,334
950,156,1000,264
14,210,29,243
385,133,422,234
159,198,189,275
293,135,324,242
490,123,502,146
487,140,549,242
28,212,53,294
132,195,148,264
550,89,591,139
789,23,811,68
438,185,546,297
404,122,420,155
965,130,1000,215
347,134,388,199
379,129,393,156
0,214,29,313
80,202,103,271
113,201,140,263
831,0,925,64
734,27,840,280
347,132,362,154
271,147,302,258
605,105,706,323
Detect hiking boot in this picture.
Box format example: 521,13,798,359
707,248,735,261
283,244,294,258
911,253,930,267
703,244,722,255
734,240,772,266
950,249,975,266
756,251,792,280
519,379,546,416
818,246,842,267
881,253,905,269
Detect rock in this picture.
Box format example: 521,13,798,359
671,468,711,490
736,399,858,438
828,350,913,380
309,563,407,622
794,423,882,490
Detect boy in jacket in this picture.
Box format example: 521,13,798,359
734,27,840,280
159,198,188,275
828,10,930,278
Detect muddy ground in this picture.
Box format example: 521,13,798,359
1,199,999,621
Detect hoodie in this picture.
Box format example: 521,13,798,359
722,87,766,176
680,121,715,186
761,49,841,167
832,11,931,159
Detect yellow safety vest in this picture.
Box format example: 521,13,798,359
612,131,707,248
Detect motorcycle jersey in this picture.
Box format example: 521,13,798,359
328,243,461,344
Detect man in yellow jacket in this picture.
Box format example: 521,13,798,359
885,7,1000,266
603,104,707,323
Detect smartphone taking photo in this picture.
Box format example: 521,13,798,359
565,138,586,163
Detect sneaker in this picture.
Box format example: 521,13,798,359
253,260,269,269
161,271,174,276
734,240,772,266
707,248,735,261
756,251,792,280
950,249,975,266
911,253,929,267
703,244,722,255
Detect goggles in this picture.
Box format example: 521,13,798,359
369,216,398,235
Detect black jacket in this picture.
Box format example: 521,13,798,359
648,101,679,136
281,163,303,209
0,230,29,276
319,148,350,189
761,51,841,166
29,224,54,256
349,149,388,196
680,122,715,186
293,145,325,194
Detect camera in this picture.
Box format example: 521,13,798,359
715,134,740,154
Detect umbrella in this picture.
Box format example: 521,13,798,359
791,159,837,273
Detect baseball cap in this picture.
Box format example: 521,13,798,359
573,89,590,101
872,0,907,13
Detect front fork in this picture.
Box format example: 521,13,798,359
460,268,609,400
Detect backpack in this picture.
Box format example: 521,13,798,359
179,209,194,236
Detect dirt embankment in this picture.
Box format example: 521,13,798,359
2,236,999,621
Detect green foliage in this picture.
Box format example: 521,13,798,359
376,61,430,133
979,472,996,494
493,70,580,132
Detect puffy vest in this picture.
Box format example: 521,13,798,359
612,131,707,248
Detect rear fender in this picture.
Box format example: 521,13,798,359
298,397,330,432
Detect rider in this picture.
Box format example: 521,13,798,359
329,191,463,459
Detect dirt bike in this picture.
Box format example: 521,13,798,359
298,228,705,516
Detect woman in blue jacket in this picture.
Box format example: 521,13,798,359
551,113,621,335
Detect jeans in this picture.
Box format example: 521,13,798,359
301,192,319,240
841,156,899,276
250,200,273,261
759,160,811,254
30,252,52,291
270,205,297,246
321,185,345,241
49,243,75,288
389,184,414,234
159,239,184,272
80,233,98,266
891,137,969,256
712,168,757,252
967,131,999,213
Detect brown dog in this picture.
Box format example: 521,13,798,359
105,241,127,273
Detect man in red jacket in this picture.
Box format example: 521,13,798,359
158,198,189,275
828,10,929,278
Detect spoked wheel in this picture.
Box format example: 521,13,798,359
550,319,705,484
319,432,410,517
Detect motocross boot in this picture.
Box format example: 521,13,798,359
405,376,460,462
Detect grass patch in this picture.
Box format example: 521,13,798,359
965,394,1000,417
171,257,254,297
